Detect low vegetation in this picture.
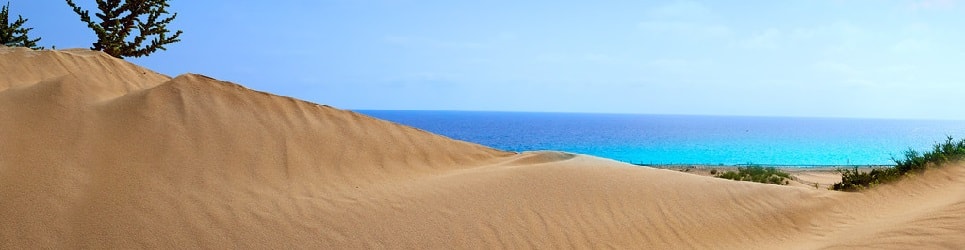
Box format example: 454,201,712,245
832,136,965,191
714,165,791,185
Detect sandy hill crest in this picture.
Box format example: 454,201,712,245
2,47,964,249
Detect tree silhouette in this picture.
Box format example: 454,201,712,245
0,1,44,49
66,0,182,58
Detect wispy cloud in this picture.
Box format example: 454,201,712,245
908,0,956,10
741,28,782,50
378,72,462,89
813,61,877,87
639,1,732,39
383,33,517,50
646,58,712,73
383,35,489,49
772,21,867,55
892,38,932,53
581,53,619,64
646,1,713,19
638,21,732,38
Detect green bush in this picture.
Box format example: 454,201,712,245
894,136,965,173
831,136,965,191
715,165,791,185
830,167,901,191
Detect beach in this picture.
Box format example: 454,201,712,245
652,165,845,189
3,47,965,248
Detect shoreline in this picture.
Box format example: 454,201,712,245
645,164,857,190
634,163,894,169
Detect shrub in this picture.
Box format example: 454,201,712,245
830,166,901,192
894,136,965,173
714,165,791,185
831,136,965,191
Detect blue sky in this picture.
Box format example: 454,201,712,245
9,0,965,119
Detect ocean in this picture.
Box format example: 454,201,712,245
358,110,965,166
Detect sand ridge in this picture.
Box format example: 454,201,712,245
2,47,964,248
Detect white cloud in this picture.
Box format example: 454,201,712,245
788,27,817,40
647,1,713,20
582,53,618,64
778,21,868,56
639,1,731,38
908,0,957,10
378,71,463,89
384,35,488,49
813,61,877,87
646,58,712,72
741,28,782,50
892,38,931,53
638,21,732,38
812,60,946,89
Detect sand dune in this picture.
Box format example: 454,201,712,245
2,47,963,248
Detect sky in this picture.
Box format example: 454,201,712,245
8,0,965,120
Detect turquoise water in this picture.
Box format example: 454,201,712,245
359,110,965,166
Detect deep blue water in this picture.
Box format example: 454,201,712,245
358,110,965,166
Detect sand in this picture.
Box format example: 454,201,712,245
656,166,846,190
2,47,964,248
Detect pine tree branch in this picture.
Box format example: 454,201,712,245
68,0,182,58
2,1,45,49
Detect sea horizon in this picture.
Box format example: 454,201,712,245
358,110,965,166
357,109,965,122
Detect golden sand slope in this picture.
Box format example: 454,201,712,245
1,47,963,249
